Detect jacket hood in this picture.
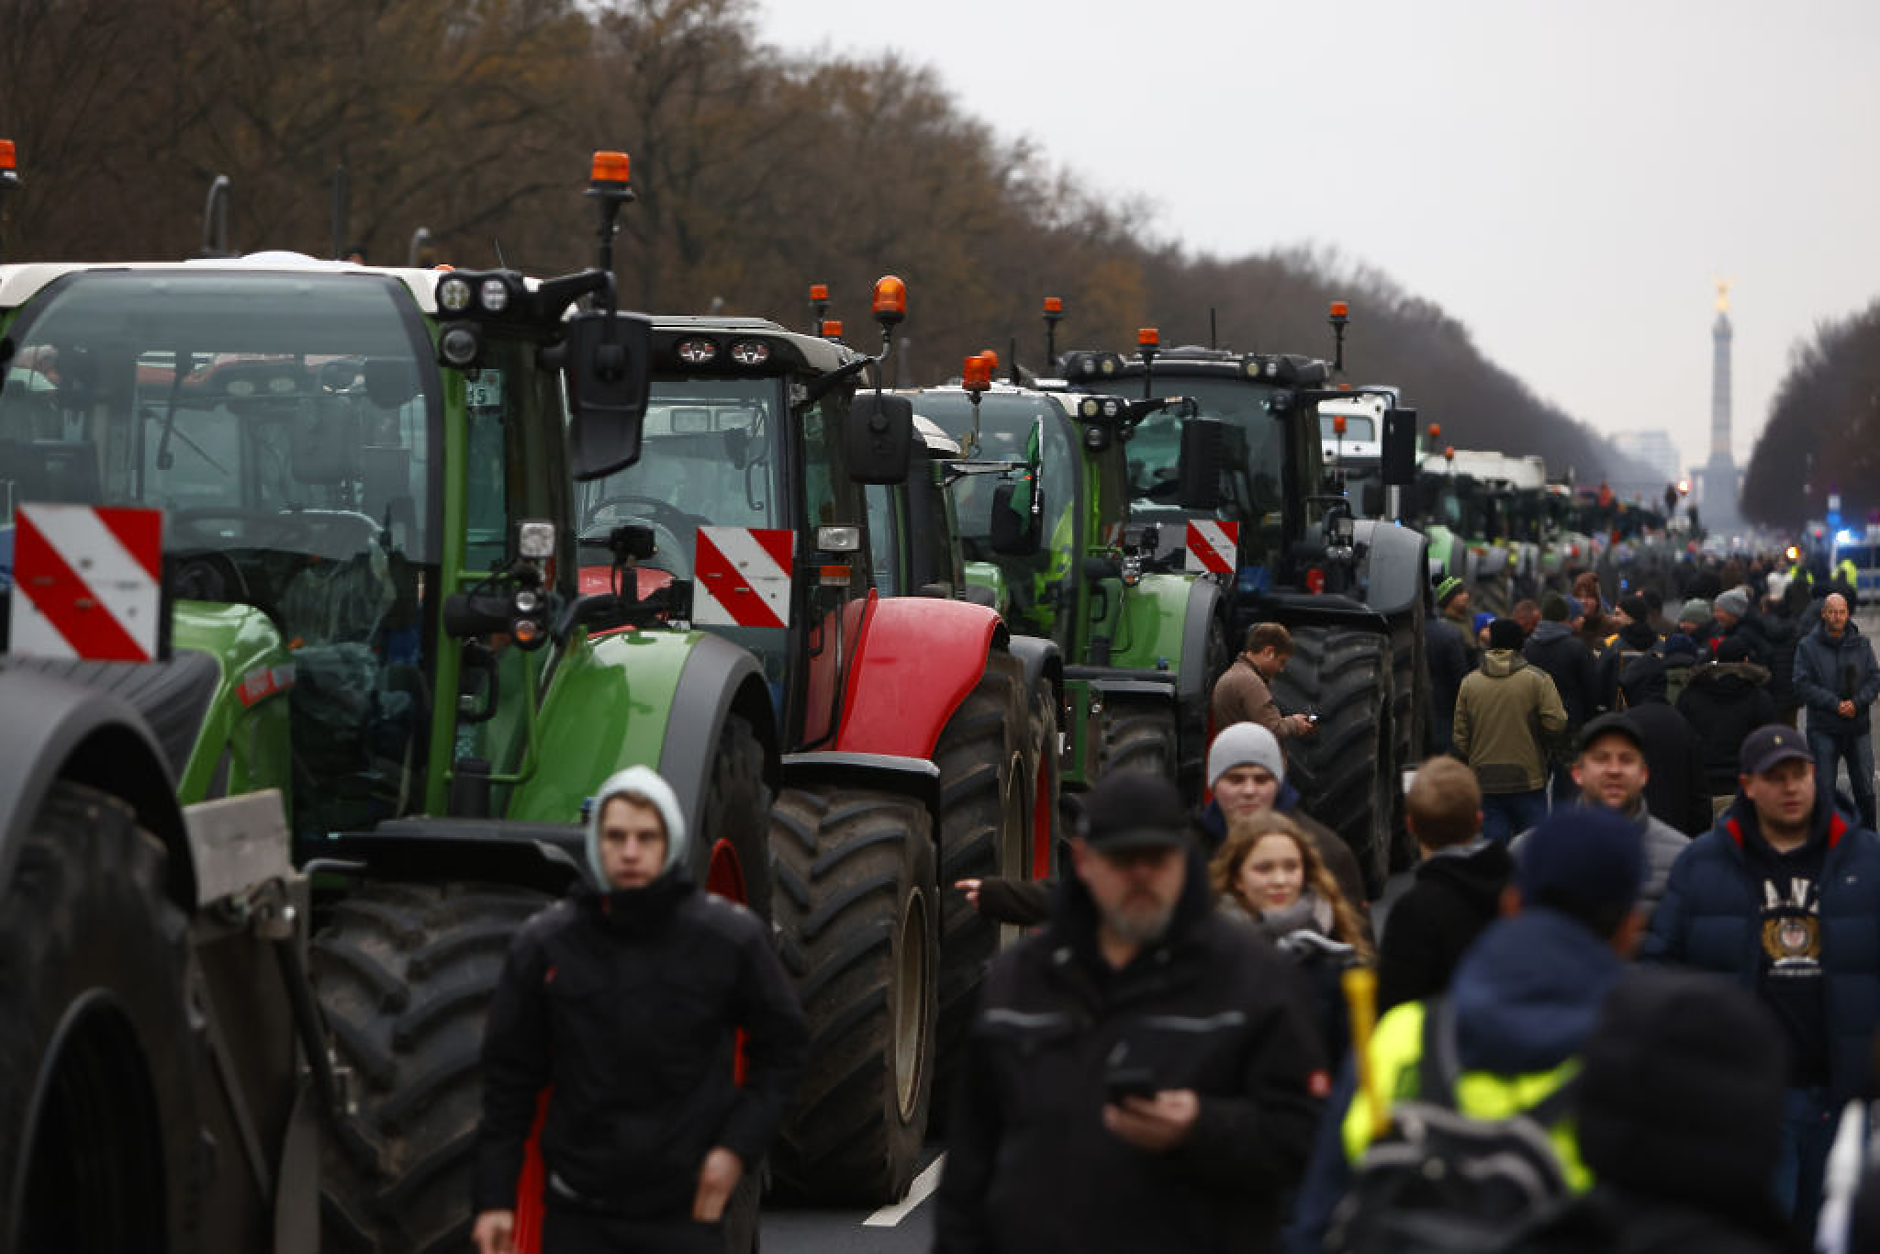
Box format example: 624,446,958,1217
584,765,689,888
1686,660,1769,692
1447,906,1625,1074
1527,621,1574,645
1480,648,1527,678
1415,839,1513,913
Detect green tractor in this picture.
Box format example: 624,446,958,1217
0,151,827,1250
907,355,1232,798
1053,322,1429,893
569,284,1043,1203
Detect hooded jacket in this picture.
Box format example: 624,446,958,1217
1641,790,1880,1104
472,774,807,1218
1375,838,1513,1012
1453,649,1569,793
1794,619,1880,739
1512,800,1688,918
934,844,1327,1254
1675,661,1777,792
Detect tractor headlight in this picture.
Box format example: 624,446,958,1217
479,278,510,313
438,323,481,368
437,275,473,313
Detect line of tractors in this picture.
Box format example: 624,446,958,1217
0,143,1435,1252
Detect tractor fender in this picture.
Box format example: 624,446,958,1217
780,750,941,814
0,667,192,907
1003,634,1062,704
833,596,1008,761
658,632,781,842
1086,677,1176,703
1353,519,1430,618
1178,577,1228,712
508,628,771,831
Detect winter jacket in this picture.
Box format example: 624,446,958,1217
1513,799,1688,918
1595,621,1663,715
934,846,1327,1254
473,876,807,1216
1524,620,1599,735
1453,649,1569,793
1374,838,1513,1012
1620,698,1714,836
1761,609,1804,713
1288,906,1630,1250
1641,792,1880,1104
1719,611,1776,671
1211,654,1289,742
1442,601,1482,670
1794,620,1880,740
1220,892,1359,1066
1675,661,1777,793
1425,615,1470,752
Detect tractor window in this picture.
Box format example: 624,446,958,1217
914,392,1073,563
864,483,903,596
460,336,572,582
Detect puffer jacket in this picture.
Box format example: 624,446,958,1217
1675,661,1777,792
1453,649,1569,793
1794,620,1880,739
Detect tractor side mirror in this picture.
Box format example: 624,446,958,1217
846,393,914,485
1383,405,1419,487
565,312,653,481
1177,418,1226,510
988,481,1041,555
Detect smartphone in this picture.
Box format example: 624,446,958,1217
1105,1068,1157,1103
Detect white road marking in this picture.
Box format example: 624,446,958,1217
861,1155,946,1227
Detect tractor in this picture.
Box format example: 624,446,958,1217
0,150,838,1250
908,356,1232,797
569,288,1042,1203
1051,316,1429,893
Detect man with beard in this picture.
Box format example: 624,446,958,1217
936,771,1326,1254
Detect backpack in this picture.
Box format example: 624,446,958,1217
1325,996,1581,1254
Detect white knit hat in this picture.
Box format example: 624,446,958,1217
585,765,688,887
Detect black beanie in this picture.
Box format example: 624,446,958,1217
1541,592,1572,622
1575,968,1786,1219
1487,617,1525,651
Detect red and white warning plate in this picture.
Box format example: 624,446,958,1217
1185,520,1240,575
9,503,165,661
693,526,794,628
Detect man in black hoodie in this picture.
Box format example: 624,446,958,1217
473,767,806,1254
1678,636,1778,816
936,771,1325,1254
1375,755,1511,1011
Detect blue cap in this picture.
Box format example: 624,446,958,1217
1739,724,1813,777
1473,611,1494,635
1516,806,1643,913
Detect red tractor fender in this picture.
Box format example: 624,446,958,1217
833,594,1006,760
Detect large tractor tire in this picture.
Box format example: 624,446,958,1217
316,716,774,1253
0,781,201,1252
1099,694,1178,780
930,653,1026,1132
314,880,554,1253
1271,625,1395,896
770,786,938,1205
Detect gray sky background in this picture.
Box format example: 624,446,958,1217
756,0,1880,482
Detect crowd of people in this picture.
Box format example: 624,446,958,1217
463,553,1880,1254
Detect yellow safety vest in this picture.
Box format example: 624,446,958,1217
1341,999,1592,1191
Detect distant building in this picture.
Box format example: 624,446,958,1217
1613,429,1683,488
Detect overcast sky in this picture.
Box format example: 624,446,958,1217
755,0,1880,480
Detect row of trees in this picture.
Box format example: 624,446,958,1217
0,0,1650,486
1742,299,1880,526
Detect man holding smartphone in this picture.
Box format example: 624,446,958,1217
935,771,1327,1254
1212,622,1319,743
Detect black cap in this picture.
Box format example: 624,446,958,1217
1081,771,1191,852
1578,712,1646,757
1738,725,1813,777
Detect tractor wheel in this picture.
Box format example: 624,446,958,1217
1183,616,1233,795
314,881,553,1253
770,786,938,1204
1271,625,1395,896
930,653,1026,1131
0,781,200,1253
315,717,773,1253
1100,694,1178,780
